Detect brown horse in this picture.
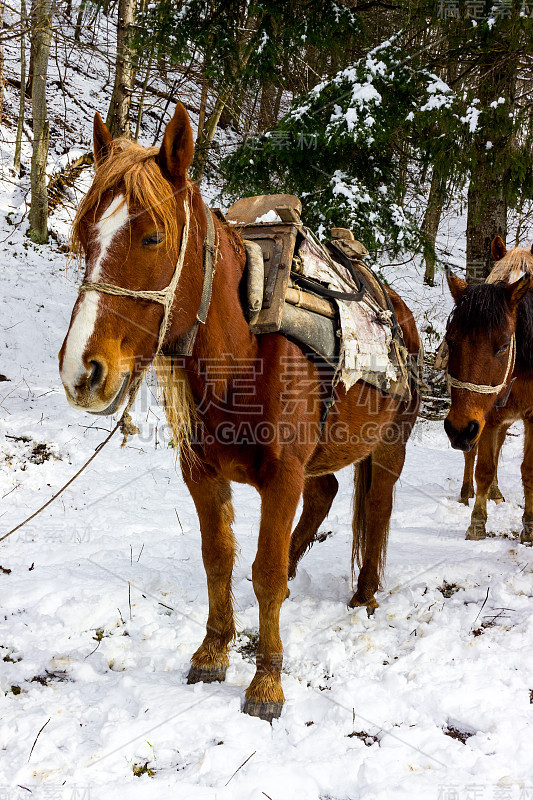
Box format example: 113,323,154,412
59,103,421,721
444,236,533,543
459,438,505,506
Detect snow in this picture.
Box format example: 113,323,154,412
1,12,533,800
253,210,281,223
461,104,482,134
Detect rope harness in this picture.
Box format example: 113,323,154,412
78,200,217,445
446,333,516,397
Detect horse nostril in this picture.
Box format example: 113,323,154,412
466,420,480,441
444,418,456,440
88,359,106,391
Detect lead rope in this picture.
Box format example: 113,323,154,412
79,201,191,446
446,334,516,396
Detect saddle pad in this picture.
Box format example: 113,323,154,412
296,237,398,392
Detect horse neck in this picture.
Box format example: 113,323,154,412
185,187,256,392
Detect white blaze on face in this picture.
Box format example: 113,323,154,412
61,194,130,395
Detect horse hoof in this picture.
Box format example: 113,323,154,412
187,663,227,684
348,594,379,615
465,521,486,540
520,517,533,545
285,587,291,600
459,497,470,506
242,698,283,723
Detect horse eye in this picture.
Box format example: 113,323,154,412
142,233,164,246
496,343,509,355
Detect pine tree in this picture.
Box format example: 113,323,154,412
137,0,361,184
221,35,461,255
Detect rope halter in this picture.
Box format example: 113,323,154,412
77,200,193,445
446,333,516,396
79,200,191,356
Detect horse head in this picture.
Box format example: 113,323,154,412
443,242,530,451
58,103,202,414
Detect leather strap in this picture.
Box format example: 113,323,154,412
166,202,217,357
293,274,365,303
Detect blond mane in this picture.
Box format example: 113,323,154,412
71,138,183,256
487,246,533,284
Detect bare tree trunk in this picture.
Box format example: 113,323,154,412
28,0,53,244
195,73,209,149
422,168,447,286
272,85,283,123
190,14,261,185
190,87,232,185
14,0,27,175
258,83,276,131
466,172,507,283
106,0,137,138
0,0,4,126
134,48,152,141
74,0,86,42
25,0,37,97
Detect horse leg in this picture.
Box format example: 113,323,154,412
488,425,507,504
288,473,338,580
466,425,499,540
184,465,236,684
520,419,533,545
349,438,407,613
460,447,476,505
243,460,304,722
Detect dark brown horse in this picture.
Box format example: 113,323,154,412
59,103,421,721
444,237,533,543
459,440,505,506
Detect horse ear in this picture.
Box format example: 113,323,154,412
157,103,194,185
491,236,507,261
445,267,468,304
93,113,113,167
505,273,530,310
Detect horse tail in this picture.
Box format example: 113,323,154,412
351,454,372,582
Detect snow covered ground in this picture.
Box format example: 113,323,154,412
1,24,532,800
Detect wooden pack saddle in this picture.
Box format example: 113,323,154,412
222,194,417,401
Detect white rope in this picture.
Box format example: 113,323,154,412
78,201,191,445
446,334,516,395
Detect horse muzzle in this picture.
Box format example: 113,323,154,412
444,417,480,452
62,367,131,416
